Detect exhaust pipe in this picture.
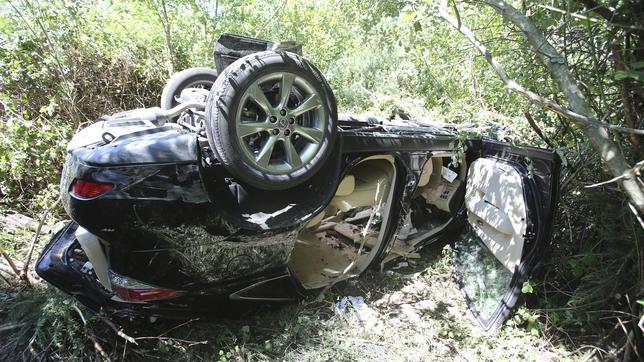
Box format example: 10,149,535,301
104,102,206,125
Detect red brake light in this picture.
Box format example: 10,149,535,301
70,180,113,199
109,271,182,302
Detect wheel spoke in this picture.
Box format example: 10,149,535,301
279,73,295,109
291,94,321,117
237,122,268,138
284,140,302,169
247,81,273,116
295,125,324,144
256,136,277,168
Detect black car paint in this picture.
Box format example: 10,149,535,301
37,221,294,318
37,122,457,312
37,118,559,320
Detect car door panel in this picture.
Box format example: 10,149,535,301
465,157,528,273
455,140,560,330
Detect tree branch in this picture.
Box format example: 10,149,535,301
539,3,644,30
438,0,644,214
524,107,556,148
22,198,60,284
0,252,21,280
575,0,629,25
438,7,644,135
585,160,644,188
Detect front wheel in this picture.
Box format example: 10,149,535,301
205,51,337,190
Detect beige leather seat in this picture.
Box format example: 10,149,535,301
305,175,354,227
330,161,392,212
418,157,442,189
306,160,394,228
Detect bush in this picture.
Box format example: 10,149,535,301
0,0,642,358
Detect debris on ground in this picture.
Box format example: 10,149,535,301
391,261,409,270
332,296,378,328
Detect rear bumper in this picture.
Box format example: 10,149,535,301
35,222,236,319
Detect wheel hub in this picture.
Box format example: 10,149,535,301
278,118,289,129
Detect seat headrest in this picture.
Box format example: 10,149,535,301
335,175,355,196
418,158,434,187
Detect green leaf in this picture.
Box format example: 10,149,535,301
0,15,13,33
555,147,568,168
630,61,644,70
615,70,644,82
413,20,422,32
521,281,534,294
401,11,416,23
530,326,539,337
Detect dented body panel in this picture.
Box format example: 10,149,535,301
35,34,560,328
38,121,464,313
37,115,559,324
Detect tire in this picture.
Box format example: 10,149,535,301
160,67,218,111
205,51,337,190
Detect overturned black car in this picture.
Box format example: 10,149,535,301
36,34,560,331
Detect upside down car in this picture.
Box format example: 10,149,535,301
36,34,560,331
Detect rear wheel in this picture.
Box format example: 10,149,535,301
160,67,218,111
205,51,337,190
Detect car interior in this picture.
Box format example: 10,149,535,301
288,155,397,289
382,154,466,265
288,153,469,289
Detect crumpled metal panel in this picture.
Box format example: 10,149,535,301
104,205,299,290
135,224,298,285
72,128,198,166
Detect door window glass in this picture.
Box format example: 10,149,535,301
456,224,514,322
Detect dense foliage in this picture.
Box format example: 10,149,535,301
0,0,642,359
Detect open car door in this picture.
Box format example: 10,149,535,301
455,140,560,331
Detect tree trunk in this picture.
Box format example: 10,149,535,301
157,0,174,76
477,0,644,213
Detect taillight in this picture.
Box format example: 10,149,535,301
109,270,182,302
70,179,113,199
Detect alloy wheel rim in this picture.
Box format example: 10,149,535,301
235,72,326,174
